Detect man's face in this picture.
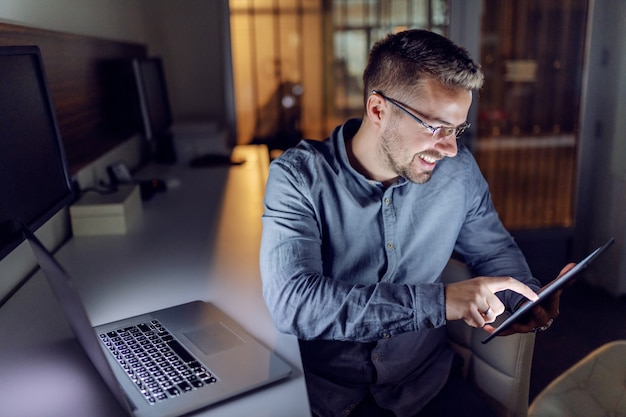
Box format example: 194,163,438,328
377,79,472,184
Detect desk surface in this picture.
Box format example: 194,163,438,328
0,145,311,417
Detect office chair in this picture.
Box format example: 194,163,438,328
442,258,537,417
528,340,626,417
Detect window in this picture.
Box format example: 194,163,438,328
229,0,449,147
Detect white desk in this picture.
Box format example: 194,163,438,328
0,145,311,417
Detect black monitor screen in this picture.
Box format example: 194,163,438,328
133,57,173,140
0,46,74,259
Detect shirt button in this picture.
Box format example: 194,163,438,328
382,333,391,339
386,242,394,250
384,197,391,205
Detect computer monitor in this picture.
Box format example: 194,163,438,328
0,46,74,260
132,57,172,140
131,57,176,163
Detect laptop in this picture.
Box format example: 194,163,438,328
2,44,290,416
23,225,292,417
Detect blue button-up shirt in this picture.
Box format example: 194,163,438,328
260,119,539,416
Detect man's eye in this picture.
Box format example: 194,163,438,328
440,127,456,137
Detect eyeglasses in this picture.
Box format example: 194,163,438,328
371,90,470,140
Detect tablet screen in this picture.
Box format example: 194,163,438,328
481,237,614,344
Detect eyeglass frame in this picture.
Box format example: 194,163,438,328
371,90,470,139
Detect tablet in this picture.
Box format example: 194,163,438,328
481,237,614,344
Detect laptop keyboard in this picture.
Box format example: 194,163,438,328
99,319,218,404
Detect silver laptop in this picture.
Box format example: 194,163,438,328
23,226,292,417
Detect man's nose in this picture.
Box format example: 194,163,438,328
435,135,458,158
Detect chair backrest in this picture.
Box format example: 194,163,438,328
442,258,536,417
528,340,626,417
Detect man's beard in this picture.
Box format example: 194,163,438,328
379,127,440,185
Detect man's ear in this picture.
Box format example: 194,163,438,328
365,93,385,128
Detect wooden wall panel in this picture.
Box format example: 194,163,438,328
0,22,147,173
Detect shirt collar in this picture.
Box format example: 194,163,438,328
336,119,408,189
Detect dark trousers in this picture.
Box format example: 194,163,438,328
349,358,498,417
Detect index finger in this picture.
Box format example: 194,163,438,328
485,277,539,302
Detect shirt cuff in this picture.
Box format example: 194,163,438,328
414,283,447,330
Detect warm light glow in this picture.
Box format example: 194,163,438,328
229,1,324,144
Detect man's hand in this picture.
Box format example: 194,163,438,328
486,262,577,336
445,276,539,328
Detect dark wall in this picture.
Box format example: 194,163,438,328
0,22,147,174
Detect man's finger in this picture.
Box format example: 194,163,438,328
484,277,539,302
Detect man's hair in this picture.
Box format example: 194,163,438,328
363,29,484,102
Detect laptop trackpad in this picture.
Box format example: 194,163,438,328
184,323,245,356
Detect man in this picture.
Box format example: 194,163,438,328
260,29,570,417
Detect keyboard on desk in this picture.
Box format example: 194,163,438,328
99,319,218,404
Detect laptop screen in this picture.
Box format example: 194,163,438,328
0,46,74,259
